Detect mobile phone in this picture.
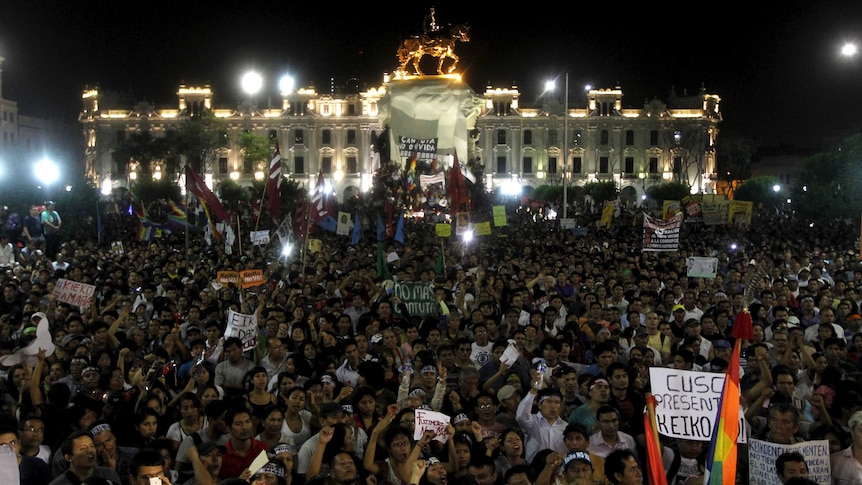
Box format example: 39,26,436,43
149,478,162,485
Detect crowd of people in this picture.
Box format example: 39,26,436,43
0,197,859,485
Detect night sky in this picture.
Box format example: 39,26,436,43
3,2,862,147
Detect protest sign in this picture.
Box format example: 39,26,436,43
249,230,270,246
241,269,265,289
217,271,240,285
473,221,491,236
414,408,450,443
0,445,19,485
436,223,451,237
492,206,507,227
52,278,96,309
111,241,124,255
687,257,718,278
336,212,351,236
649,367,746,442
393,282,437,316
642,214,681,252
747,439,830,485
225,309,258,351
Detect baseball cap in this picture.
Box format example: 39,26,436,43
672,304,685,313
497,385,516,401
197,441,227,456
786,315,800,328
453,413,470,424
713,339,731,349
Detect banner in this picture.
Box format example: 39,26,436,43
420,172,446,187
336,212,351,236
436,223,451,237
747,439,830,485
52,278,96,309
398,136,438,161
492,206,507,227
642,214,682,252
601,202,614,228
687,257,719,278
473,221,491,236
649,368,746,443
702,201,729,226
393,282,437,316
249,230,270,246
225,309,258,351
682,195,703,223
413,408,451,443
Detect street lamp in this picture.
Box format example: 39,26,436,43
241,71,263,115
34,158,60,194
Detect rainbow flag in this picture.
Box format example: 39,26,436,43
643,394,668,485
705,309,753,484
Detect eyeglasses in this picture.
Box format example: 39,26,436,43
0,440,18,447
477,403,495,409
21,427,44,434
391,440,411,448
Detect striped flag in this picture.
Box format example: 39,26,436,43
643,394,668,485
705,308,753,484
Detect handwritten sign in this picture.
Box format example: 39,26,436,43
217,271,240,285
747,439,830,485
649,368,746,443
414,408,450,443
52,278,96,309
394,282,437,316
225,309,258,351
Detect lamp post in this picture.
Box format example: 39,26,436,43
545,74,569,219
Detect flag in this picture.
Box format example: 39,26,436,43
310,171,332,223
294,194,308,241
394,209,405,244
643,394,668,485
166,199,193,229
350,213,362,246
185,165,230,222
405,153,417,191
376,242,391,279
435,245,445,276
376,213,385,242
705,308,753,484
448,152,469,212
601,201,614,228
267,143,282,219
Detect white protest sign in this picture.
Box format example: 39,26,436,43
500,343,520,367
747,439,830,485
225,309,258,351
52,278,96,309
414,408,451,443
649,367,746,442
250,230,270,246
0,444,19,485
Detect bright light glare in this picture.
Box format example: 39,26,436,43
281,244,293,258
842,43,858,57
463,230,473,243
241,71,263,95
730,243,738,250
501,180,522,196
279,75,295,95
34,158,59,185
772,184,781,192
544,80,555,93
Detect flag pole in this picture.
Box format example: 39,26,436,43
300,183,313,283
254,182,267,232
236,211,242,256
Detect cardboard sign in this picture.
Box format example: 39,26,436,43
747,439,830,485
241,269,265,289
225,309,258,351
414,409,450,443
52,278,96,309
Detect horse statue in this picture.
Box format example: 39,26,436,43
397,23,470,76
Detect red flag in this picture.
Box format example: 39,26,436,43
448,152,469,212
185,165,229,222
644,394,669,485
294,194,308,240
309,171,332,223
267,143,282,219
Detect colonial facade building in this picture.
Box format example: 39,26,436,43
80,74,721,203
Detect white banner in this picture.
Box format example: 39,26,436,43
420,172,446,187
52,278,96,309
747,439,830,485
649,367,746,443
225,309,258,351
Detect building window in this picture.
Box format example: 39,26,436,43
269,130,278,143
524,130,532,145
599,157,609,173
496,156,507,174
572,157,582,173
649,157,659,174
218,157,228,173
523,157,533,174
321,156,332,174
347,156,358,173
295,156,305,174
625,130,634,146
573,130,581,146
548,157,558,174
322,130,332,145
347,129,357,145
549,129,558,146
650,130,658,146
497,130,507,145
348,104,356,115
624,157,634,174
600,130,609,146
295,130,304,144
